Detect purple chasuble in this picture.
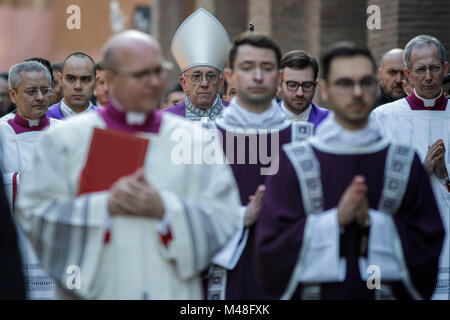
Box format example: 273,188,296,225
97,101,162,134
161,101,186,117
209,124,293,300
255,144,444,299
7,113,50,134
406,91,448,111
47,102,99,120
46,102,65,119
161,100,230,118
307,103,330,129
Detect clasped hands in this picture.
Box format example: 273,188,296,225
338,175,370,228
107,168,165,219
423,139,448,179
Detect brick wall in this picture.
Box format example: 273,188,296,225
271,0,310,55
215,0,248,40
367,0,399,66
153,0,185,86
320,0,367,56
248,0,271,34
368,0,450,67
398,0,450,64
153,0,450,100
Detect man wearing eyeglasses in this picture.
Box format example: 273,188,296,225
0,60,60,299
255,43,444,300
278,50,329,127
162,8,229,121
204,32,325,300
14,30,241,300
372,35,450,300
47,52,97,120
374,48,406,108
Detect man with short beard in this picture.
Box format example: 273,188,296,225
374,48,406,108
278,50,329,128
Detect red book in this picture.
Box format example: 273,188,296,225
78,127,149,195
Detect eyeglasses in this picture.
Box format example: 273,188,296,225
184,72,220,84
284,80,316,92
21,87,53,98
112,62,172,81
332,77,378,94
412,64,443,76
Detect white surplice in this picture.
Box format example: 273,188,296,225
371,95,450,300
14,111,241,300
0,117,60,300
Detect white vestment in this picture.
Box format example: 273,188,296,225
0,117,60,299
371,97,450,300
14,111,241,300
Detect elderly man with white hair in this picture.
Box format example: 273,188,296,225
162,8,229,121
0,60,60,299
371,34,450,300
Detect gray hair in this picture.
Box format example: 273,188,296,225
404,35,447,70
8,61,52,90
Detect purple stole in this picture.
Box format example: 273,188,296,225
406,91,448,111
97,101,162,134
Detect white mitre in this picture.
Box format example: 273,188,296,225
171,8,230,72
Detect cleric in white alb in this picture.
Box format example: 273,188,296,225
14,30,241,300
0,61,60,300
371,35,450,300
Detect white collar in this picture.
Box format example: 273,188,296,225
216,97,287,129
111,98,147,125
28,119,39,126
60,99,94,118
414,89,443,107
280,102,312,122
314,113,382,148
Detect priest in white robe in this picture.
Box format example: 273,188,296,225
371,35,450,299
14,30,241,300
0,61,60,299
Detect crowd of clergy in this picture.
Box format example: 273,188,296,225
0,8,449,300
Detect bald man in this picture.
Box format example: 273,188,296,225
374,48,407,107
47,52,97,120
14,30,241,299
